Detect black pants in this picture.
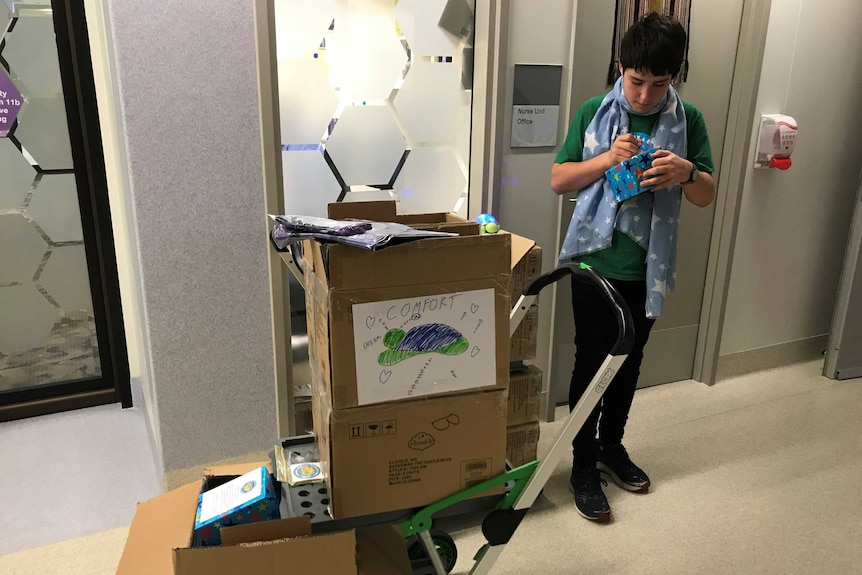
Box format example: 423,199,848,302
569,276,655,469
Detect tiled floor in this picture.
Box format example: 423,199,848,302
0,394,160,556
1,360,861,575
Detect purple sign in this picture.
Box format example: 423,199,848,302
0,68,23,138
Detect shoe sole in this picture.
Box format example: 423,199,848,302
597,462,650,493
568,480,612,522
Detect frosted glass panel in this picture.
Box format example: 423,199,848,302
326,105,405,186
395,0,461,57
281,148,341,215
394,147,465,215
0,214,47,284
328,2,406,101
14,97,74,170
0,138,36,209
0,285,57,353
342,189,395,203
394,61,470,144
277,58,339,144
273,0,335,59
0,7,101,389
27,173,83,242
38,245,93,312
2,14,63,98
275,0,474,217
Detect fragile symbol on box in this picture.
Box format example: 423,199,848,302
365,421,381,437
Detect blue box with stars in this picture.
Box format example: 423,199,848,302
606,132,660,202
192,466,280,546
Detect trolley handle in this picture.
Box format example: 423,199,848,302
523,263,635,356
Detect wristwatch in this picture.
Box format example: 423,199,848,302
682,162,699,185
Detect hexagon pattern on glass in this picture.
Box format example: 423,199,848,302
13,96,75,170
28,173,84,243
327,2,407,102
39,245,94,312
274,0,335,59
394,147,465,215
281,148,342,216
277,58,339,145
276,0,474,217
2,14,64,98
326,105,405,187
394,61,470,144
0,214,48,284
395,0,461,57
0,285,58,353
0,138,36,209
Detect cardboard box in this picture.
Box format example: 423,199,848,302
117,463,412,575
507,365,542,426
305,202,513,409
506,421,540,468
510,304,539,361
314,387,507,518
509,243,542,303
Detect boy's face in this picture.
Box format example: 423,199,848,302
619,65,674,114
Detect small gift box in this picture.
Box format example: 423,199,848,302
606,132,660,203
192,466,280,546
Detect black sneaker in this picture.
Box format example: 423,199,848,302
597,443,650,493
569,466,611,522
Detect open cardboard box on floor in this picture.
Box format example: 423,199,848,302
302,200,538,410
117,462,412,575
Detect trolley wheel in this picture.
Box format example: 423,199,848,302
407,528,458,573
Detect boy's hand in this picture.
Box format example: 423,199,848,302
641,149,693,190
605,134,641,169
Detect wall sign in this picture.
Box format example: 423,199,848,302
510,64,562,148
0,68,23,137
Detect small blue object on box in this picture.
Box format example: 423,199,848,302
605,132,660,203
476,213,500,234
193,466,280,546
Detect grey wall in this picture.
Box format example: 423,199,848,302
720,0,862,357
106,1,277,471
496,0,576,393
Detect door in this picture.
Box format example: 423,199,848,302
551,0,744,404
0,0,128,420
824,170,862,380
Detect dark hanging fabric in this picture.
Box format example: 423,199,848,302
606,0,693,86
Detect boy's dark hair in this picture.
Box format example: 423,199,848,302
619,12,686,78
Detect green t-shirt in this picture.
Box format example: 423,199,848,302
556,95,715,281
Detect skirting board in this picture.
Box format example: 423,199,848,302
717,335,828,381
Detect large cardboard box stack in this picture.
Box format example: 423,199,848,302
506,365,542,467
505,234,543,467
117,463,413,574
305,201,515,519
508,238,542,362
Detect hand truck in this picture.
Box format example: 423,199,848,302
400,261,634,574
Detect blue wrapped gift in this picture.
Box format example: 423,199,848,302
606,132,660,202
192,466,280,546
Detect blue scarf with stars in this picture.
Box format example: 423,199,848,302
558,77,687,318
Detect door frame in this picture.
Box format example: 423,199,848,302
0,0,130,421
693,0,772,384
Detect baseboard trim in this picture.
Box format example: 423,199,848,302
717,335,828,380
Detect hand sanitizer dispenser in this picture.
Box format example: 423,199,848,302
754,114,797,170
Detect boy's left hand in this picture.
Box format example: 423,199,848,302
641,149,693,190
